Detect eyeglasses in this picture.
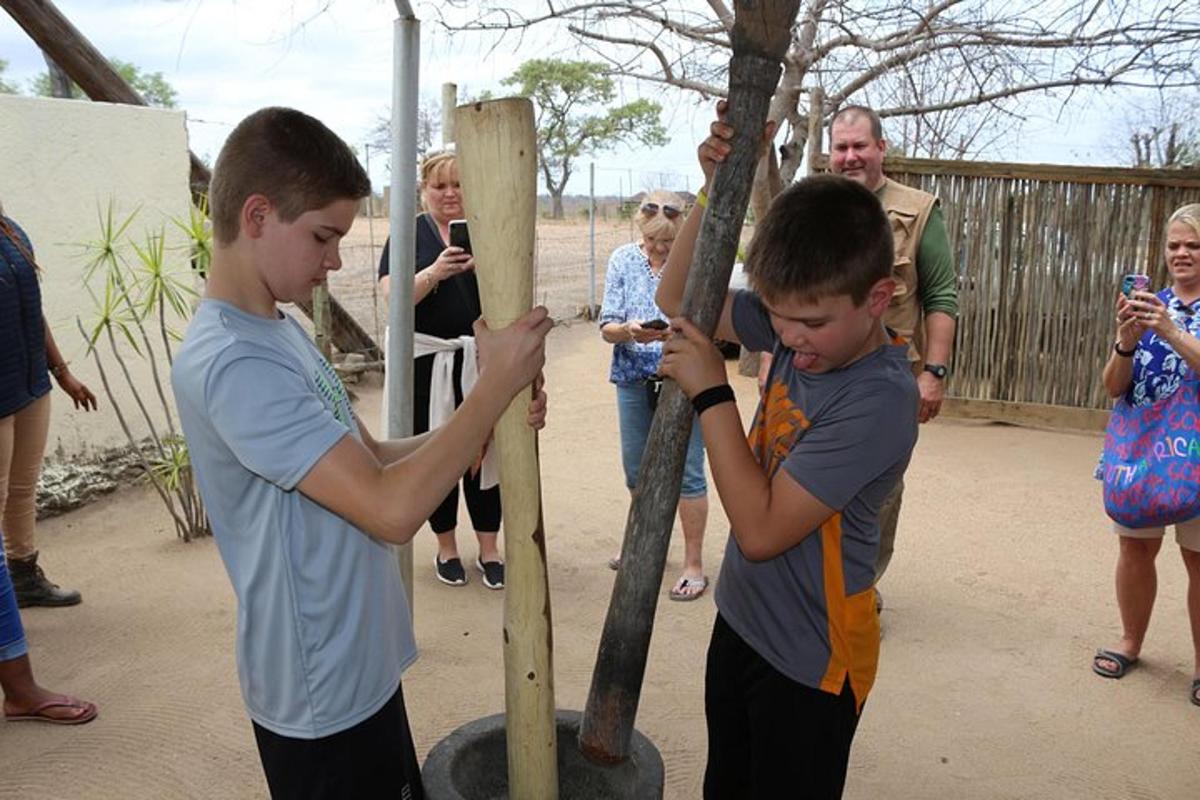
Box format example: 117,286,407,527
640,202,681,220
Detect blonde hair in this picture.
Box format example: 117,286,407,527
1167,203,1200,242
419,150,458,214
635,189,684,239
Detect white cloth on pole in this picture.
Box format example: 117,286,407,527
382,327,498,490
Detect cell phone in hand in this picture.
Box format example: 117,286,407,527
1122,273,1150,298
448,219,472,255
641,319,669,330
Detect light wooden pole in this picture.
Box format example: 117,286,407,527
455,98,558,799
579,0,802,764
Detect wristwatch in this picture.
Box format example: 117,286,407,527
923,363,948,380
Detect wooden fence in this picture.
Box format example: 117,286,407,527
814,155,1200,425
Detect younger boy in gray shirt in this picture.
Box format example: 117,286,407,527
658,143,918,795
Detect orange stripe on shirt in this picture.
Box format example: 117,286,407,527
818,513,881,713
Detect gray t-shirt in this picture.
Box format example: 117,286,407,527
173,299,416,738
720,290,917,701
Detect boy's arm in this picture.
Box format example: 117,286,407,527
659,319,834,561
656,107,742,344
353,374,547,466
698,401,836,560
657,195,740,345
296,311,551,544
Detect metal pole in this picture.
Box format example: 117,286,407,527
389,1,419,615
588,162,596,318
365,144,381,347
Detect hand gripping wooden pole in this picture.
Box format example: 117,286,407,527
456,98,559,799
579,0,802,764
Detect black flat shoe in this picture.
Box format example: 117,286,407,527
434,556,467,586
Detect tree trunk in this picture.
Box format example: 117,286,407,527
551,190,564,219
578,0,802,765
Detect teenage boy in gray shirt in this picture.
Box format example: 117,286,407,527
172,107,551,799
656,113,918,798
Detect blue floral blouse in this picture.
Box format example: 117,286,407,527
599,242,668,386
1126,287,1200,407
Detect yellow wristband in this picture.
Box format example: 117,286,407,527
696,189,708,209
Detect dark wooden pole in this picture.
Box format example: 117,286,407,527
1,0,381,359
579,0,801,763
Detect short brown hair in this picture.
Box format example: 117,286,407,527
209,107,370,244
830,105,884,141
743,175,893,305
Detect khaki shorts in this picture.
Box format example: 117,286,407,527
1114,517,1200,552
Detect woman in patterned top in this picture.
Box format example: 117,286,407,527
1095,203,1200,707
598,190,709,600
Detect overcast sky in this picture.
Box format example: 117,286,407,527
1,0,1134,197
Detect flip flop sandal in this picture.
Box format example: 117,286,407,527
1190,679,1200,707
669,575,708,602
5,697,98,725
1092,648,1138,679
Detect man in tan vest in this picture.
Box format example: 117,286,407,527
833,105,958,600
755,105,959,604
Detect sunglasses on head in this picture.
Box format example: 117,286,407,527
641,202,681,220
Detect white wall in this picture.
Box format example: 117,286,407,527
0,94,193,458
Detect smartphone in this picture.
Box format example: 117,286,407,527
641,319,669,330
448,219,472,255
1122,273,1150,298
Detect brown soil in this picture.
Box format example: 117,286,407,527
2,321,1198,799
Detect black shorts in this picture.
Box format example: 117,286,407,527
704,614,862,800
252,683,424,800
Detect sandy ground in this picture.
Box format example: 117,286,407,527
3,320,1199,799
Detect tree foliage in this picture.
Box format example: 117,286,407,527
0,59,18,94
31,57,178,108
1125,93,1200,169
439,0,1200,211
501,59,668,218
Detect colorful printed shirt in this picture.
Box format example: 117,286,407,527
715,290,918,710
598,242,669,386
1126,287,1200,407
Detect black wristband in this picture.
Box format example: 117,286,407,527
692,383,735,416
1113,341,1136,358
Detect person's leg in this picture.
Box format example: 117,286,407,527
1096,531,1162,674
873,476,904,585
703,615,753,799
1175,521,1200,702
746,673,861,800
0,526,95,724
705,614,862,799
429,486,467,585
673,419,708,598
612,384,652,566
253,682,423,799
464,468,503,588
3,396,79,608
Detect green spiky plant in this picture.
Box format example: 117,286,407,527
77,200,210,541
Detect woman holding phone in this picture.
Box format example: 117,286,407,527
599,190,710,600
1095,203,1200,707
378,150,504,590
